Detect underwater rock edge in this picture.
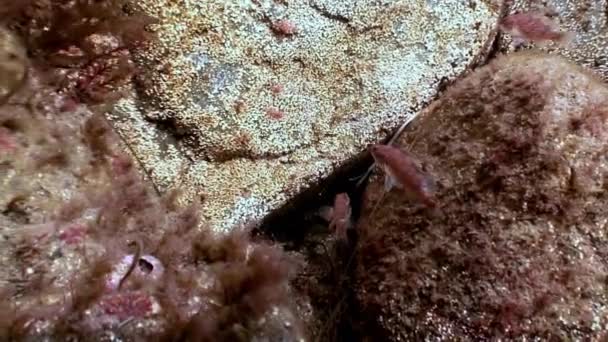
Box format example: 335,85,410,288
111,0,505,233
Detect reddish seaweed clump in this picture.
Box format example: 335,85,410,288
99,291,154,321
0,0,156,104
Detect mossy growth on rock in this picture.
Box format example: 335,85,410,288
0,0,156,104
0,76,303,340
355,52,608,340
0,12,303,341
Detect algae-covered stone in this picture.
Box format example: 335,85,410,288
0,70,304,341
355,52,608,340
113,0,504,232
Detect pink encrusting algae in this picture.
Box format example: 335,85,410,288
270,83,284,94
272,19,297,35
58,223,87,245
266,106,285,120
98,291,154,321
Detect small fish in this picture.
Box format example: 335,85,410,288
319,193,352,241
500,11,574,47
370,144,436,208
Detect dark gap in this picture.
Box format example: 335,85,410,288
310,4,351,25
257,152,371,342
137,258,154,274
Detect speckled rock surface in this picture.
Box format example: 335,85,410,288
500,0,608,79
0,26,27,103
112,0,504,232
354,52,608,340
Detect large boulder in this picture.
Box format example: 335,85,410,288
111,0,504,232
355,52,608,340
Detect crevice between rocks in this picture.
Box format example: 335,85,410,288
257,151,370,342
257,11,504,338
110,2,508,338
309,3,351,25
605,0,608,27
308,2,385,34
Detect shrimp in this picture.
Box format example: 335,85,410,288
369,144,437,214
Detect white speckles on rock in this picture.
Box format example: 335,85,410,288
115,0,503,232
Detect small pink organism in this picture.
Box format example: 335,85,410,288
499,11,574,47
272,19,297,36
58,223,87,245
71,47,135,104
99,291,154,321
369,144,437,212
266,106,285,120
0,127,16,152
270,83,284,94
319,193,352,241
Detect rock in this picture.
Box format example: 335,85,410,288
355,52,608,340
499,0,608,80
0,26,27,103
113,0,504,232
0,67,302,341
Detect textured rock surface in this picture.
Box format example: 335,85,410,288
112,0,504,232
500,0,608,79
0,26,27,103
355,52,608,340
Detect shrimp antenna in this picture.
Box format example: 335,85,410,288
356,114,417,187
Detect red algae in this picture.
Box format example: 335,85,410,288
99,291,154,321
272,19,297,35
266,106,285,120
58,223,87,245
270,83,284,94
500,11,573,46
0,0,156,104
0,127,16,151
